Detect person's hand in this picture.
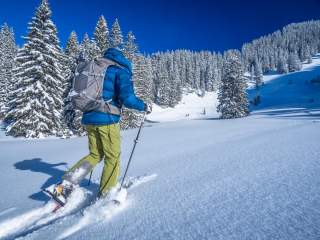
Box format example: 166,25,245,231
144,103,152,114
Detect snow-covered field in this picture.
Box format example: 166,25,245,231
0,56,319,240
148,91,218,122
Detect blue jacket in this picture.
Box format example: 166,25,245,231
82,48,145,125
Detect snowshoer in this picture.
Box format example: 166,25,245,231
48,48,152,204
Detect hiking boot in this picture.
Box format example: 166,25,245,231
53,180,74,199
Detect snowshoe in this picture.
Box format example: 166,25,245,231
43,180,74,208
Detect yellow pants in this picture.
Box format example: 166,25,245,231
63,124,121,195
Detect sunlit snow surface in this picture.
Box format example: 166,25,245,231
148,91,218,122
0,56,319,239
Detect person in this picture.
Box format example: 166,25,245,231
53,48,152,200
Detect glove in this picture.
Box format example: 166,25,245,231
144,103,152,114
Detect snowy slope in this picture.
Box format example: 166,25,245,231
148,91,218,122
249,55,320,115
149,55,320,123
0,56,319,240
0,114,319,240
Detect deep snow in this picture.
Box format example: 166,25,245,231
0,56,319,240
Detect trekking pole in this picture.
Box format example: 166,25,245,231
119,112,147,191
87,170,93,186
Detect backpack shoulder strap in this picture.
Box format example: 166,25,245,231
94,57,123,116
95,57,123,71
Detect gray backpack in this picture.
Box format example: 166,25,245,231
70,57,122,115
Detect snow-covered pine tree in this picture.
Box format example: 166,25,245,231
5,0,66,138
0,23,17,116
277,55,288,74
168,54,182,107
148,50,223,105
121,32,153,129
305,45,312,64
157,57,171,106
185,55,194,89
79,33,100,61
121,54,153,129
64,31,85,135
94,15,110,55
242,21,320,73
307,53,312,64
150,53,161,102
288,52,302,72
110,18,123,49
204,55,218,92
65,31,80,58
144,56,155,103
167,54,175,106
253,59,263,88
172,58,182,104
193,56,201,90
123,31,138,61
217,52,249,119
121,31,139,129
199,51,208,93
250,64,255,85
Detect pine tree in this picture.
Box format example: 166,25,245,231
305,46,312,64
65,31,80,58
138,55,153,105
123,31,138,61
94,15,110,55
277,56,288,74
157,57,171,106
5,0,66,138
79,33,99,61
121,31,139,129
217,53,249,119
173,59,182,104
110,18,123,49
168,55,181,106
253,59,263,88
144,57,155,102
307,54,312,64
0,23,17,116
205,64,215,91
121,32,152,129
121,54,152,129
64,31,85,135
288,52,302,72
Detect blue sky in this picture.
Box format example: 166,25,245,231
0,0,319,53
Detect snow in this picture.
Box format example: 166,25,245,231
149,54,320,123
249,54,320,112
0,56,319,239
58,187,129,240
0,187,90,239
148,91,218,122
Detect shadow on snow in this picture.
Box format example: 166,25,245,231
14,158,98,202
248,57,320,120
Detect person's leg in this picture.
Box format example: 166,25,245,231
63,125,104,185
97,123,121,195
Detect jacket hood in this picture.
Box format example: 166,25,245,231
104,48,132,73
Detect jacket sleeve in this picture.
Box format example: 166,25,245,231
117,68,145,111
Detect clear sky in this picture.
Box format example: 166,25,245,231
0,0,319,53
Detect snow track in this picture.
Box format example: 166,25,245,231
58,174,157,239
58,195,130,239
0,174,156,240
0,188,90,239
